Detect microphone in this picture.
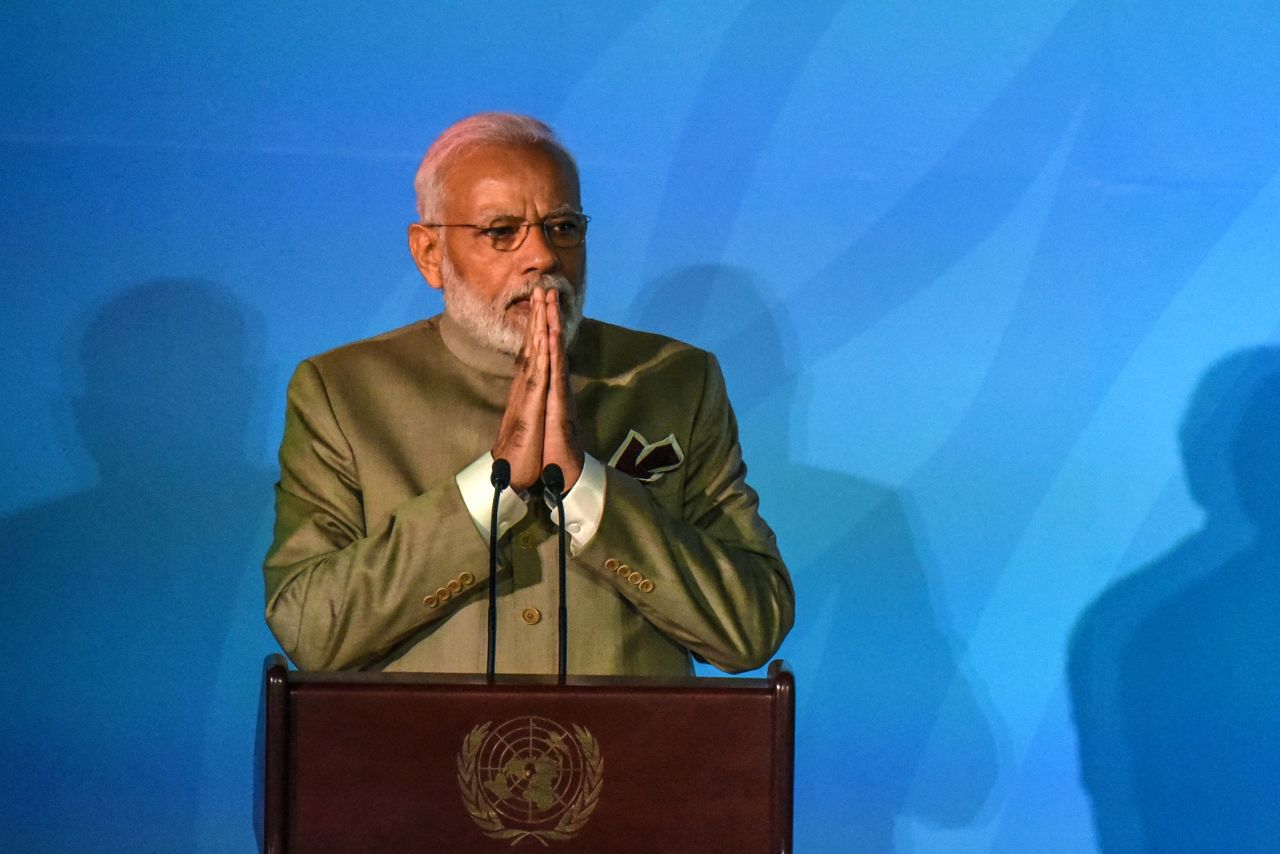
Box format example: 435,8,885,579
541,464,568,681
540,463,564,495
490,458,511,490
487,458,511,681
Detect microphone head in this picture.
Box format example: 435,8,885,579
490,458,512,489
541,463,564,494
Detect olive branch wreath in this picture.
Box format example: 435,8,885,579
457,721,604,847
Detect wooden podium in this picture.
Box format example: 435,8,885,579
257,655,793,853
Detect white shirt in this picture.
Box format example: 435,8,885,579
455,451,607,553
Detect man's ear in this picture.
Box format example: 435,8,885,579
407,223,443,290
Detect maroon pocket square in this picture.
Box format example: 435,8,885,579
607,429,685,483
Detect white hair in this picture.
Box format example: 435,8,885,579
413,112,578,222
439,251,585,356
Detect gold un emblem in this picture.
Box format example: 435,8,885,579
457,716,604,845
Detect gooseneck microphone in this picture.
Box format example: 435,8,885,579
487,458,511,681
540,463,568,682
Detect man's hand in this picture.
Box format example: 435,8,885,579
491,288,583,493
492,293,550,491
542,288,584,491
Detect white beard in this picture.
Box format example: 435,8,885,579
440,252,585,356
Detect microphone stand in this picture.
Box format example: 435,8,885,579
541,464,568,683
487,458,511,682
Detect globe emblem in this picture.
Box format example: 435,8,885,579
458,716,604,844
477,717,585,825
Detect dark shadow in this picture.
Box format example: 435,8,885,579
631,265,998,851
866,0,1280,628
1070,347,1280,852
0,280,275,853
643,0,1280,639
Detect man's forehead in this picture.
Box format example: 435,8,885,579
441,142,580,217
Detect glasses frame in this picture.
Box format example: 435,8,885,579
422,213,591,252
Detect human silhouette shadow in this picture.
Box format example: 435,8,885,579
0,281,275,853
642,0,1280,635
1070,347,1280,852
631,265,997,851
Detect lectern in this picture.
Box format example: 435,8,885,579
257,655,793,853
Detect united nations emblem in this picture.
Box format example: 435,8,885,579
457,716,604,845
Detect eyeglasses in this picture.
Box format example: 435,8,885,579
423,213,590,252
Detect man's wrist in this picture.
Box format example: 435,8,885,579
557,449,585,492
547,453,605,551
457,451,529,539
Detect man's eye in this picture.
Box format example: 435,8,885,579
546,219,582,236
481,225,520,239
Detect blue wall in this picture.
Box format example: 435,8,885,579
4,2,1279,851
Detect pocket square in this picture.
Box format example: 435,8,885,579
608,429,685,483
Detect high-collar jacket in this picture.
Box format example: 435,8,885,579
264,313,793,676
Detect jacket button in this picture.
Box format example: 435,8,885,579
604,558,620,572
517,531,536,549
521,607,542,625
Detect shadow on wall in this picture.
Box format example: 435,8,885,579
632,265,998,852
0,280,275,853
1070,347,1280,852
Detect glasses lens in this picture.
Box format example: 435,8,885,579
544,215,587,248
484,224,524,251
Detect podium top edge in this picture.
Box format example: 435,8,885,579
264,655,791,691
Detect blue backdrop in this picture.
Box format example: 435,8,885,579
4,2,1279,851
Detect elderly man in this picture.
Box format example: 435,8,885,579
263,113,793,676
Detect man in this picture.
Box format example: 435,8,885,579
263,113,792,676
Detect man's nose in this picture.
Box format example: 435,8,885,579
516,222,560,276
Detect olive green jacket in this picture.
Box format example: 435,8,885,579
263,313,793,676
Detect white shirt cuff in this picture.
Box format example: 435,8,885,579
544,453,606,553
456,452,528,540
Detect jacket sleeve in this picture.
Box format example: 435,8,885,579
574,353,794,673
262,359,489,670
